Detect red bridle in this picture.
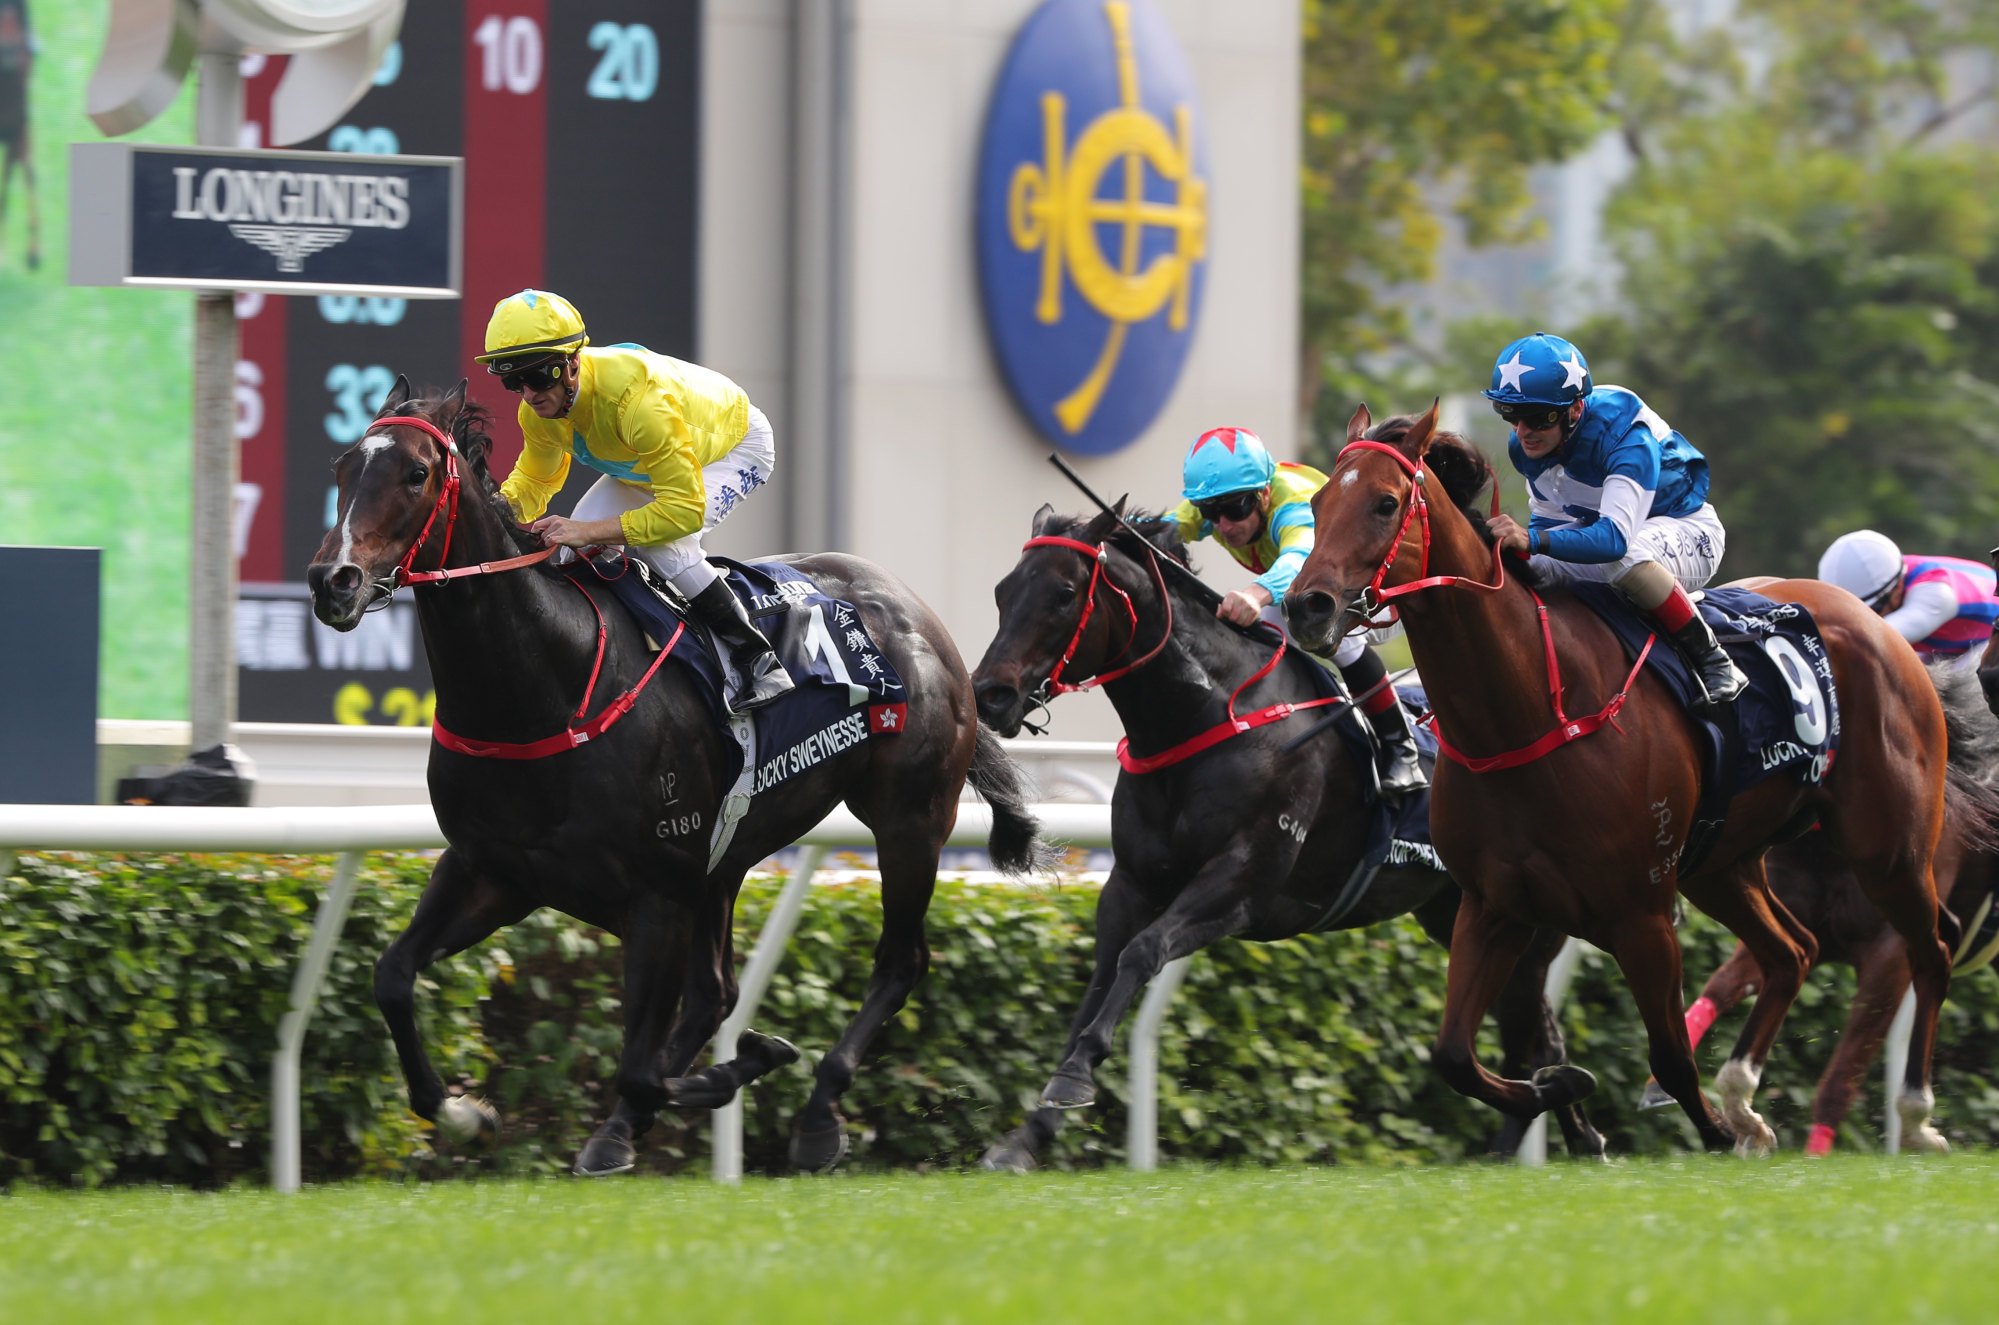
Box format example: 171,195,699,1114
1334,438,1506,626
1332,437,1651,773
1018,534,1172,698
357,412,670,761
1016,533,1349,773
369,413,553,587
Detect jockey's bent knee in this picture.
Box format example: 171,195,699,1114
1612,559,1676,610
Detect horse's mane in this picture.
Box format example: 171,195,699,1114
1363,413,1538,585
1037,507,1196,571
1112,508,1194,568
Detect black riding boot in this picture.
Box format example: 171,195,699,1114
1366,698,1428,804
1664,612,1747,713
688,578,794,712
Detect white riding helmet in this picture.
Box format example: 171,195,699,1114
1817,530,1904,608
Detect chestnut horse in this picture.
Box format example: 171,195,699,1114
306,380,1045,1175
1667,662,1999,1151
1283,405,1955,1155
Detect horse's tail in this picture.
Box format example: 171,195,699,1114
1930,661,1999,854
969,723,1053,877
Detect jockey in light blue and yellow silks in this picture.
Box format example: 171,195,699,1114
1170,425,1426,803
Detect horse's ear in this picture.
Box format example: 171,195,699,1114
1031,502,1056,534
1407,399,1441,457
1112,494,1129,517
379,374,412,415
445,377,467,413
1345,403,1372,444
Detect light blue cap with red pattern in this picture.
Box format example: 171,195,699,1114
1181,426,1274,502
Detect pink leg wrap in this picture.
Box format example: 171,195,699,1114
1805,1123,1836,1157
1685,996,1719,1047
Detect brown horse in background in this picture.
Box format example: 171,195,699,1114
1283,404,1956,1155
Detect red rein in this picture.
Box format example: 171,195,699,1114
369,413,675,760
1335,438,1652,773
1020,534,1344,773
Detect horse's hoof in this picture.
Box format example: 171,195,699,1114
1636,1078,1676,1110
664,1071,736,1111
743,1032,802,1072
573,1132,637,1177
1901,1122,1951,1155
1733,1120,1777,1159
1531,1064,1597,1109
435,1094,501,1148
1039,1071,1097,1110
789,1116,850,1173
978,1140,1039,1173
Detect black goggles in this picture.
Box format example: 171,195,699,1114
498,360,566,393
1492,401,1568,431
1195,490,1261,523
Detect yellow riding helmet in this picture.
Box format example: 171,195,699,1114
476,289,589,372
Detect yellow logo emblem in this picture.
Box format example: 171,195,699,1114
1000,1,1208,437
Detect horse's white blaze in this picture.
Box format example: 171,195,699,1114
335,435,396,563
1339,469,1359,488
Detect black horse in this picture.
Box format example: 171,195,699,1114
306,379,1044,1174
969,502,1603,1166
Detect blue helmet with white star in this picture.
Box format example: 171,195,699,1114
1483,333,1592,407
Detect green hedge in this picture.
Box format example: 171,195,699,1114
3,851,1998,1185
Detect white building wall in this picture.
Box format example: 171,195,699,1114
700,0,1300,743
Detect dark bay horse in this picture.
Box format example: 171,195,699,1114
1671,663,1999,1152
1284,405,1956,1155
970,502,1603,1167
306,379,1044,1175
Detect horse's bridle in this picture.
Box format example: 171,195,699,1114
1335,438,1657,774
353,413,551,608
1335,438,1506,629
1014,534,1173,728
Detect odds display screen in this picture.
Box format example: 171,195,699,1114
234,1,699,725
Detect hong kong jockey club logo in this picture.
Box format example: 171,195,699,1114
976,0,1209,457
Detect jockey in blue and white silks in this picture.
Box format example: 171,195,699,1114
1482,332,1748,712
1170,425,1426,802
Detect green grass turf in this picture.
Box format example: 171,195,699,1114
2,1156,1994,1324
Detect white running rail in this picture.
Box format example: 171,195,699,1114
0,801,1112,1190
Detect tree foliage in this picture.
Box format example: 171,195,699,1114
1578,0,1999,575
1299,0,1623,440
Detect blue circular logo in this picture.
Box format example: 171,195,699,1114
976,0,1210,457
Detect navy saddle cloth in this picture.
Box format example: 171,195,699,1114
1567,583,1839,803
1292,656,1445,929
566,554,908,794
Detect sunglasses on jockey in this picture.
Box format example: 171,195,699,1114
1194,489,1262,523
496,359,567,393
1491,400,1570,432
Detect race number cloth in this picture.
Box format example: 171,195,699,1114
574,553,909,796
1569,584,1840,797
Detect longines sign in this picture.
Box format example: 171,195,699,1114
69,142,461,297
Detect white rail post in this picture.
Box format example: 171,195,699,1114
710,844,826,1183
1517,936,1585,1166
1882,985,1917,1155
1127,955,1194,1171
271,848,365,1193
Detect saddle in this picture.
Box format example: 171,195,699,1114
570,553,910,867
1570,584,1839,872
